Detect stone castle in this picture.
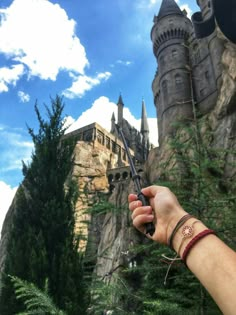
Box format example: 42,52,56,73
1,0,236,305
65,0,227,179
151,0,224,144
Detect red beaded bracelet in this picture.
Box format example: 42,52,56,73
182,229,216,264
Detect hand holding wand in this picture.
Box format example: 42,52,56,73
115,124,155,236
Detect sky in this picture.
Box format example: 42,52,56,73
0,0,199,235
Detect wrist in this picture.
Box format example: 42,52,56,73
166,208,188,245
172,218,208,257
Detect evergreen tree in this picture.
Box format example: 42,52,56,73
0,96,89,314
118,119,236,314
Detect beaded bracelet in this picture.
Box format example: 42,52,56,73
182,229,216,264
168,214,194,249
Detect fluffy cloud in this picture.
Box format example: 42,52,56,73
63,72,112,99
0,64,24,92
65,96,158,146
0,127,33,173
0,0,89,82
18,91,30,103
0,181,17,236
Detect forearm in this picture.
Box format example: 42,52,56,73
172,219,236,315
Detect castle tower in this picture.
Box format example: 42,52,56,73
195,0,224,89
110,112,116,134
151,0,193,144
140,99,150,159
117,94,124,127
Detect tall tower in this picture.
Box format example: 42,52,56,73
117,94,124,127
151,0,193,144
195,0,224,90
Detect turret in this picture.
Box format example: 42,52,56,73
117,94,124,127
193,0,224,89
151,0,193,144
110,112,116,134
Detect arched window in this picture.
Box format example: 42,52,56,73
172,49,178,58
193,43,200,63
159,55,164,67
162,80,168,98
175,74,183,86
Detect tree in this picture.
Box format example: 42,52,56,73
0,96,89,314
117,119,236,314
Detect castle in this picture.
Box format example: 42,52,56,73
151,0,224,144
65,0,225,179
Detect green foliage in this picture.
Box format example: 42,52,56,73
10,275,67,315
0,96,89,315
102,118,233,315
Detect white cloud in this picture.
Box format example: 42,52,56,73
180,4,192,18
65,96,158,146
0,181,17,236
0,0,89,83
0,64,24,92
116,60,133,66
0,128,33,173
18,91,30,103
62,72,112,99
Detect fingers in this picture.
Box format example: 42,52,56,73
141,185,169,198
131,205,154,233
128,193,138,203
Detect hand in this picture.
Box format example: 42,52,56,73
128,185,187,244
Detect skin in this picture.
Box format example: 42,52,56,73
129,185,236,315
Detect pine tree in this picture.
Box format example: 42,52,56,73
0,96,89,314
118,118,236,314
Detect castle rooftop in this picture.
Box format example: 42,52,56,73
158,0,184,19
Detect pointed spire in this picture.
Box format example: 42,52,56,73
158,0,184,19
117,94,124,106
141,99,149,133
111,112,115,121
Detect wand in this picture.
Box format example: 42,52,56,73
116,124,155,236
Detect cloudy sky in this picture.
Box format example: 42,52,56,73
0,0,199,234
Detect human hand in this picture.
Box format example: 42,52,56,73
128,185,187,244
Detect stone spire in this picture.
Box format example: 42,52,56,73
110,112,116,133
158,0,184,19
117,94,124,127
117,94,124,106
141,99,149,134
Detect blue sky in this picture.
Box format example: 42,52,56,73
0,0,199,233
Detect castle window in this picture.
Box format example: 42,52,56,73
115,173,120,181
169,19,174,27
205,71,210,80
172,49,178,58
159,55,165,67
162,80,168,98
208,1,211,8
193,43,201,64
175,74,183,85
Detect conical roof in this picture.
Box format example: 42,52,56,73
158,0,184,19
117,94,124,106
111,112,115,121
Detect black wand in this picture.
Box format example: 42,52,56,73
116,125,155,236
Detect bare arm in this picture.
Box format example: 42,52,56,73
129,186,236,315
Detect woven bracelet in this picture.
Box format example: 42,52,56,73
182,229,216,264
168,214,194,249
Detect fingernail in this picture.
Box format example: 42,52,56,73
147,215,154,220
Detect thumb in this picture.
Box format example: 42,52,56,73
141,185,161,198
